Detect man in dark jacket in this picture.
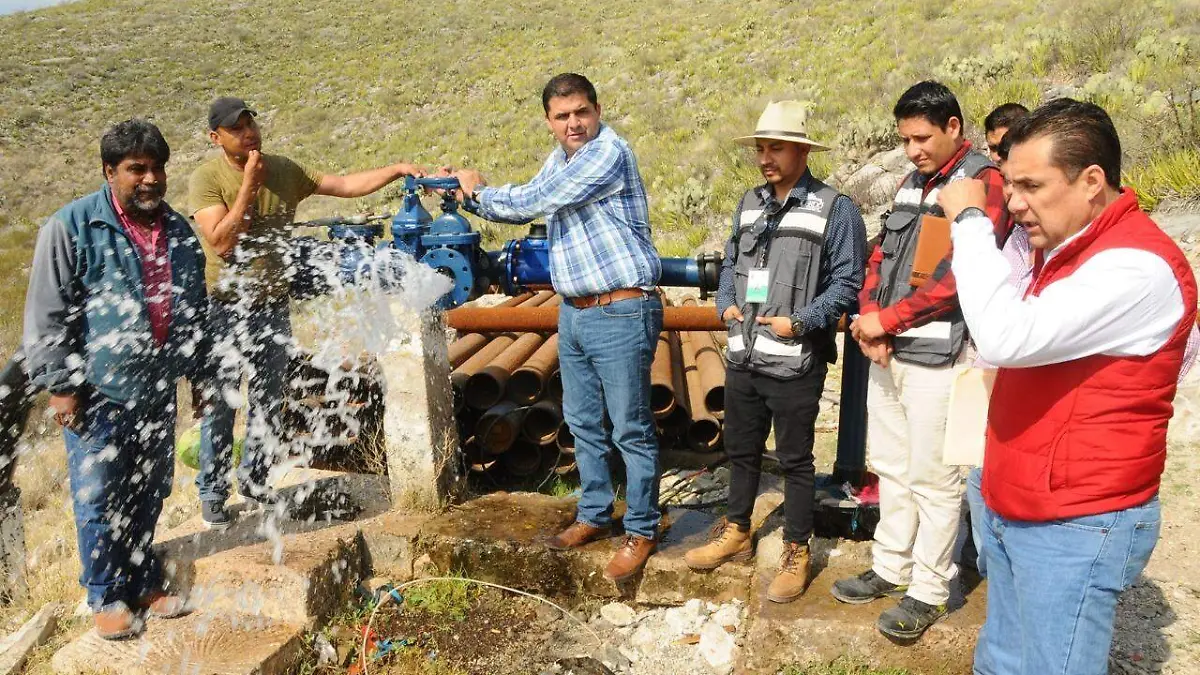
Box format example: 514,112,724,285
684,101,865,602
23,119,211,639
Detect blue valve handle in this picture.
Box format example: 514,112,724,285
405,176,461,191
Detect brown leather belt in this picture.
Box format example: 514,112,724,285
564,288,647,309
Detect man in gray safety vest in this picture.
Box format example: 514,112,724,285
685,101,866,603
836,81,1010,641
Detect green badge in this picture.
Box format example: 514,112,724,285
746,268,770,304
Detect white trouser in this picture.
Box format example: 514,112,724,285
867,358,964,606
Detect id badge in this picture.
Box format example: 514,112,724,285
746,267,770,304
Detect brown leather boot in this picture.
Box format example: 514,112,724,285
685,518,753,571
767,541,812,603
547,521,611,551
604,535,656,582
140,591,191,619
94,601,143,640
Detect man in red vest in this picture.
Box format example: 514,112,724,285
939,98,1197,675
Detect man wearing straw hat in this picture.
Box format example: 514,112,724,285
684,101,866,602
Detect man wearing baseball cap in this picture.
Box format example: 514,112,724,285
189,96,424,529
684,101,866,602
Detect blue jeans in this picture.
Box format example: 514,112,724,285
558,294,663,539
197,300,293,503
65,396,175,611
966,466,987,577
974,497,1161,675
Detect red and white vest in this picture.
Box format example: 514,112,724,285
983,190,1198,521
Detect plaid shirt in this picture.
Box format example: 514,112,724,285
471,124,661,297
858,141,1009,334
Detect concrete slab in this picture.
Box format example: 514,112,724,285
184,522,369,625
737,531,985,675
356,509,431,581
0,602,58,675
414,492,754,605
50,612,305,675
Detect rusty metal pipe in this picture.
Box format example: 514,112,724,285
448,292,537,368
522,399,563,445
681,331,722,452
555,423,575,454
659,403,691,436
451,335,514,412
475,401,525,455
649,331,677,419
465,333,545,410
444,305,724,332
508,334,560,405
689,330,726,418
501,441,544,477
546,369,563,401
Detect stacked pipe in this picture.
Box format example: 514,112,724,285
447,293,728,485
282,351,387,474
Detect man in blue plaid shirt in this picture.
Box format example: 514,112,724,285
455,73,664,581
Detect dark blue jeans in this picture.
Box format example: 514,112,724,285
64,396,175,611
197,300,292,504
558,294,663,539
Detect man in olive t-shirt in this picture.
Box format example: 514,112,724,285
189,97,424,528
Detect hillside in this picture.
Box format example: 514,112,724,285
1,0,1199,354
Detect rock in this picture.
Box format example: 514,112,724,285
0,602,58,675
595,643,632,672
617,645,640,664
663,599,705,636
628,622,658,650
412,553,439,578
698,619,737,675
711,604,741,630
313,634,337,666
599,602,638,628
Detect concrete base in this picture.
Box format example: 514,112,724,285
414,493,754,605
50,612,306,675
378,308,464,511
51,471,413,675
0,489,25,603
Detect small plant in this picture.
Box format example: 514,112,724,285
402,577,477,622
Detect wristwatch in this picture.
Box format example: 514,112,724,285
790,317,805,337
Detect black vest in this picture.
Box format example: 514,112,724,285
725,177,841,379
876,150,995,367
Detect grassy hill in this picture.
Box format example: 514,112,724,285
1,0,1199,354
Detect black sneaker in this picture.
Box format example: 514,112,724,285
201,501,231,530
831,568,908,605
877,595,947,640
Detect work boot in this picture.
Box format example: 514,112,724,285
877,595,948,640
201,501,231,530
139,591,191,619
94,601,143,640
547,521,611,551
831,568,908,605
766,541,811,603
604,535,656,582
684,518,752,571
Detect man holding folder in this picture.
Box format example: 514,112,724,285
835,81,1008,640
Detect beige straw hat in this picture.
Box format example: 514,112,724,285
735,100,831,151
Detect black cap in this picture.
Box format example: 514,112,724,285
208,97,257,131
